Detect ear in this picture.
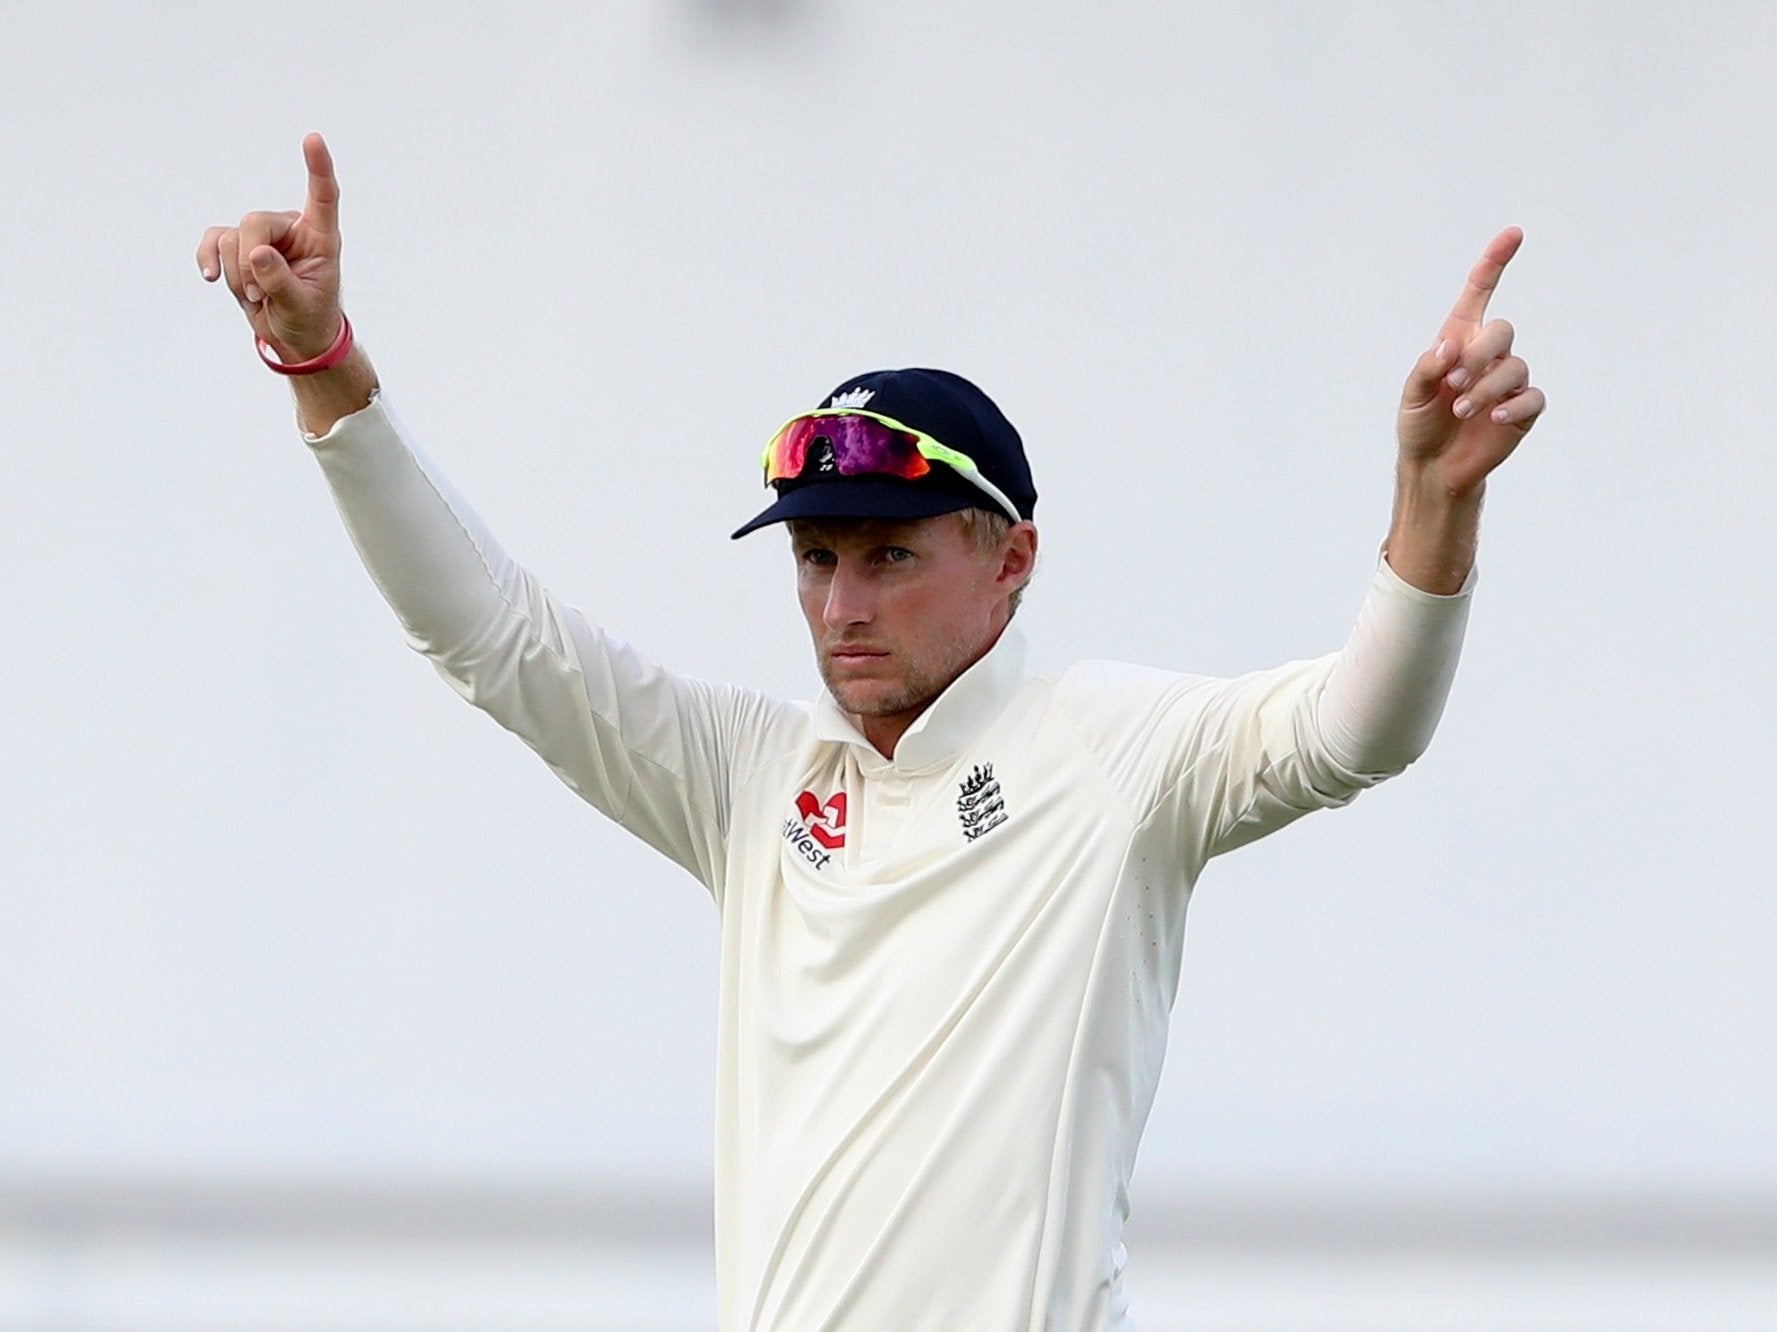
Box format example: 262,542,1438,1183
996,521,1038,591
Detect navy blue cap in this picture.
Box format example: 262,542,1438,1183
731,367,1037,539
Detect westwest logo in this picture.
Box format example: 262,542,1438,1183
784,789,846,869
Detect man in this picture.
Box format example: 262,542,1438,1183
199,134,1543,1331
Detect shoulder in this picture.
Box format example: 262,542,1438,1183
1048,658,1224,720
1029,658,1232,771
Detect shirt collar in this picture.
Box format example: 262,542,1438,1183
812,624,1030,773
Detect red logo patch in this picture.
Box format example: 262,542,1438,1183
794,790,848,849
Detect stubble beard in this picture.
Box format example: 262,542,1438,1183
819,631,985,723
821,660,940,721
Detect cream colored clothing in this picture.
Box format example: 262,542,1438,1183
307,396,1472,1332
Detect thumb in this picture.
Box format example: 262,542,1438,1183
247,243,300,302
1401,336,1456,413
249,245,336,356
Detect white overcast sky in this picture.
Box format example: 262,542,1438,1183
2,1,1773,1198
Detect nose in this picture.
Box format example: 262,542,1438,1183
822,561,875,630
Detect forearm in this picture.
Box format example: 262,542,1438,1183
1383,462,1485,596
307,396,674,795
304,394,769,888
305,392,545,660
1197,556,1472,858
1313,555,1472,778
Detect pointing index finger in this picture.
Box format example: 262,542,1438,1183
1447,226,1523,328
302,132,340,236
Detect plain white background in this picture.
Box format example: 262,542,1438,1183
3,0,1773,1220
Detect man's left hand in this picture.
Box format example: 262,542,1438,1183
1396,227,1546,497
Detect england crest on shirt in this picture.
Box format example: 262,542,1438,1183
956,763,1007,841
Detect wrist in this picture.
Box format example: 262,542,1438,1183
1394,456,1486,510
258,314,352,375
290,342,380,438
1386,464,1484,596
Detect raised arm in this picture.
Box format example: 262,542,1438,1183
195,137,801,897
196,132,377,434
1386,227,1546,594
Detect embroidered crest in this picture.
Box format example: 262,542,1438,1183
956,763,1007,841
827,387,876,410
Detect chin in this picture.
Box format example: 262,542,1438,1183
826,676,910,718
831,683,894,716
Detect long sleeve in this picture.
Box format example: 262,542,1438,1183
1055,558,1473,867
303,394,801,895
1199,557,1472,857
1311,556,1473,776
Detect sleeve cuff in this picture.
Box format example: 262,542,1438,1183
1375,547,1477,601
300,387,386,447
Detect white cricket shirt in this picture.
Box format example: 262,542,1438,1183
308,397,1471,1331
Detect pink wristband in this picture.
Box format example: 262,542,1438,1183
256,315,354,376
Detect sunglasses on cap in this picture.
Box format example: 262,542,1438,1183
760,409,1022,524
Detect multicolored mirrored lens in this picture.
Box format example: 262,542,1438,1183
758,408,1022,524
763,414,934,485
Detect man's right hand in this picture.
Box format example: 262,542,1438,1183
198,133,344,362
199,133,376,434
